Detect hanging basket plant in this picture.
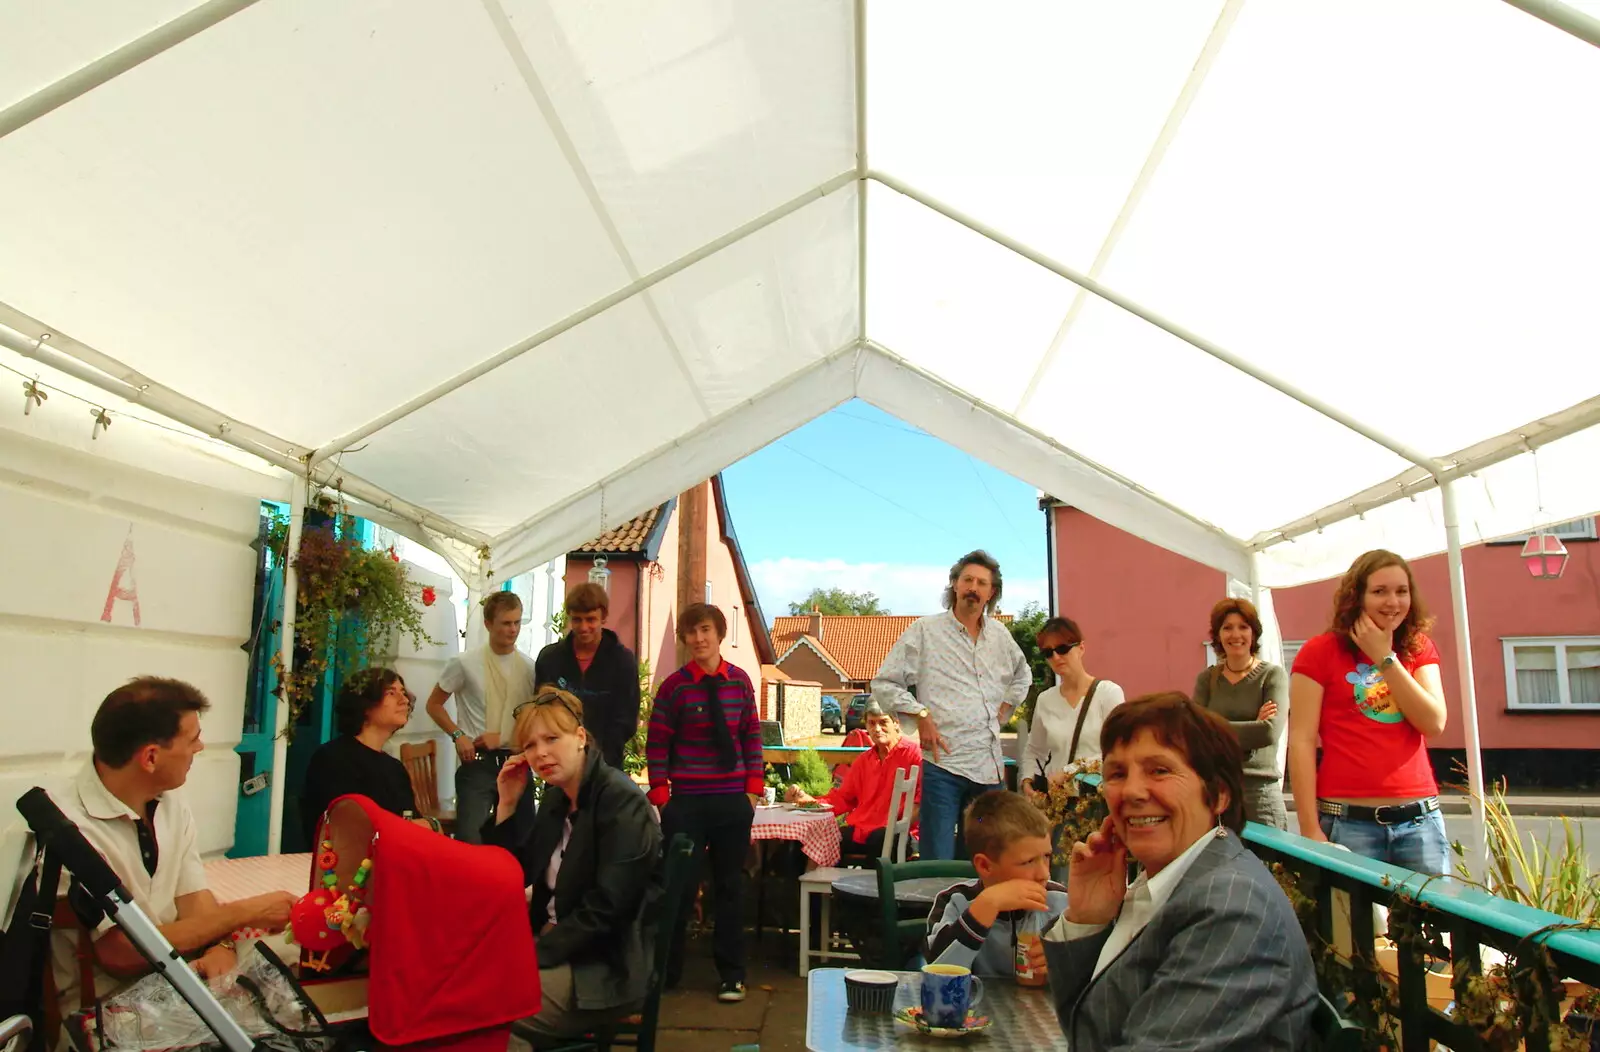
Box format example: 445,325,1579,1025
266,496,437,740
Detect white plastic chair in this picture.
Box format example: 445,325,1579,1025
797,764,920,976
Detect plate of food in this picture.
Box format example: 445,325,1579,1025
790,801,833,812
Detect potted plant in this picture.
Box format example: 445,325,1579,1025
267,496,436,740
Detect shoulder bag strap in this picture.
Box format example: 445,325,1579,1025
0,846,63,1052
1065,679,1101,765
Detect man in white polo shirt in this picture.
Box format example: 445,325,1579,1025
48,677,297,1019
424,591,537,842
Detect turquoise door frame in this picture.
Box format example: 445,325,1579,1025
230,538,280,858
231,504,378,856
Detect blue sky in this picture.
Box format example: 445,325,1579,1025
721,399,1048,624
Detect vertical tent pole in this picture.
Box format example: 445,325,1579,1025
466,554,493,652
266,479,306,855
855,0,868,341
1441,479,1488,880
1248,552,1293,787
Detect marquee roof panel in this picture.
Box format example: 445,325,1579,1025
1,0,1597,592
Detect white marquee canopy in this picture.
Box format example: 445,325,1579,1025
3,0,1600,593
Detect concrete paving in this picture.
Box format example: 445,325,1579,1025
504,930,817,1052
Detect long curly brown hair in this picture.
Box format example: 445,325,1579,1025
1328,550,1434,659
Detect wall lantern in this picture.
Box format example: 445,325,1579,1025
588,555,612,593
1520,531,1569,580
1520,447,1568,580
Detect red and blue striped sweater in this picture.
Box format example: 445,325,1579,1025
645,659,765,806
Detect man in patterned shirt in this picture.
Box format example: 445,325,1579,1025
872,550,1031,860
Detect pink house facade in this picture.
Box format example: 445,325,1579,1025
563,475,775,693
1047,502,1600,785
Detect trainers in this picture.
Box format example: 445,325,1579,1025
717,980,746,1003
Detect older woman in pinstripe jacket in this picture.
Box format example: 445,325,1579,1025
1037,693,1317,1051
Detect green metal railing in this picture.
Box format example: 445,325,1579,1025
1245,824,1600,1051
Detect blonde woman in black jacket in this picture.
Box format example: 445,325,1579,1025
484,687,662,1041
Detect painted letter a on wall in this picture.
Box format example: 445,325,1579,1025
102,526,142,627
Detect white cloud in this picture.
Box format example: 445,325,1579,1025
751,557,1046,621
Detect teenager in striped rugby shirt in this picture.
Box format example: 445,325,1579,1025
646,603,765,1004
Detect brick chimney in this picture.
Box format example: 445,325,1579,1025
808,606,822,640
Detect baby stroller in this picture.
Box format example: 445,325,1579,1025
297,795,540,1051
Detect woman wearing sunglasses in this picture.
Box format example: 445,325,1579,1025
1022,617,1126,798
486,687,662,1041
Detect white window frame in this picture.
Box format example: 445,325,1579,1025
731,606,740,646
704,580,713,604
1502,636,1600,711
1495,516,1598,544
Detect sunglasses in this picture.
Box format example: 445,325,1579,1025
1041,642,1081,658
513,691,581,722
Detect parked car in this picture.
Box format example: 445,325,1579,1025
844,693,872,733
820,696,843,734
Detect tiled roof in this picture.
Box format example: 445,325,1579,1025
574,504,664,554
772,613,1012,682
780,635,852,681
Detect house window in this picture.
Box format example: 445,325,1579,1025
731,607,740,646
1493,516,1598,544
705,580,713,604
1503,637,1600,709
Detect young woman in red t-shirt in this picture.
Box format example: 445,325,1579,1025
1288,550,1451,874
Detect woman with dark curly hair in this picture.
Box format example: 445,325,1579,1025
1192,598,1288,828
1288,550,1449,872
300,667,421,842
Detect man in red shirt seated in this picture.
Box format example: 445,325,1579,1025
787,702,921,858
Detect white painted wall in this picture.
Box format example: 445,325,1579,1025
376,554,566,811
0,428,259,908
386,562,464,804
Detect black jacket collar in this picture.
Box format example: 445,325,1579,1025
561,628,620,662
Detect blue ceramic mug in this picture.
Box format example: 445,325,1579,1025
920,963,984,1029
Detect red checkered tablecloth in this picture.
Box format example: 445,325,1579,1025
751,807,841,867
203,853,314,902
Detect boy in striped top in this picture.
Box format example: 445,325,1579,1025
646,603,765,1003
925,790,1067,978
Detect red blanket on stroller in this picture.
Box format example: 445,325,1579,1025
315,795,541,1046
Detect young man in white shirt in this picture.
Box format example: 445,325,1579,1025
425,591,537,842
45,677,298,1020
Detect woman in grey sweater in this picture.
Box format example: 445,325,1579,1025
1192,598,1289,828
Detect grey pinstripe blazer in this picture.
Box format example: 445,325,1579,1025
1042,831,1317,1051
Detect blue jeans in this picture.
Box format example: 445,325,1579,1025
1318,808,1450,876
920,762,1003,861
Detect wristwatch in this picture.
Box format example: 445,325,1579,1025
1378,653,1399,672
449,729,466,742
916,707,930,720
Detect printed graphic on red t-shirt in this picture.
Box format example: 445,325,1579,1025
1346,661,1404,723
1292,630,1442,800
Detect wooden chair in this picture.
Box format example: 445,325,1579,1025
872,857,976,970
399,740,456,834
796,765,920,976
513,834,697,1052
